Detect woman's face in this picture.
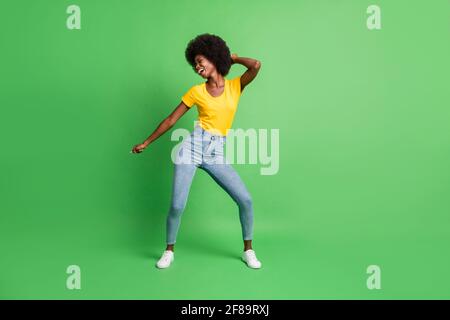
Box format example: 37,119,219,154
194,54,215,78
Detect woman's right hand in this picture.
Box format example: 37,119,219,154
131,142,148,154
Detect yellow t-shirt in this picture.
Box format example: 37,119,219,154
181,76,242,136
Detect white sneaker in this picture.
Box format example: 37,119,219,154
156,250,174,269
242,249,262,269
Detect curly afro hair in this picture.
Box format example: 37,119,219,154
185,33,232,76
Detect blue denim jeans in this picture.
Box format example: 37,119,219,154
166,124,254,244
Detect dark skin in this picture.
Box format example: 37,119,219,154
131,53,261,252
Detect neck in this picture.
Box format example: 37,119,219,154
207,71,225,88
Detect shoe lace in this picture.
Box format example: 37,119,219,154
161,251,172,260
246,250,257,261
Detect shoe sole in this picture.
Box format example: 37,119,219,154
242,257,262,269
156,257,174,269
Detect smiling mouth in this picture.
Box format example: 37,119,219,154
198,67,206,75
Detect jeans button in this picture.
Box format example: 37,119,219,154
211,136,215,140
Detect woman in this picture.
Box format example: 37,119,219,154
131,33,262,269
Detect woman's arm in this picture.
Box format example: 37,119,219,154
131,101,190,153
231,54,261,92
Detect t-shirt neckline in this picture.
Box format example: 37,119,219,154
204,79,227,99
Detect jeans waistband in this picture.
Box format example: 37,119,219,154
193,123,227,142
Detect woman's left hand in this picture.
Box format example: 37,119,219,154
231,53,238,64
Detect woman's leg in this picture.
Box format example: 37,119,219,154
200,162,254,250
166,163,197,248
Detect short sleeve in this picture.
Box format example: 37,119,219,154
181,86,196,108
231,76,242,96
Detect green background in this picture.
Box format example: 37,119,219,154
1,0,449,299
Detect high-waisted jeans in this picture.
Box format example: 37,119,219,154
166,124,254,244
